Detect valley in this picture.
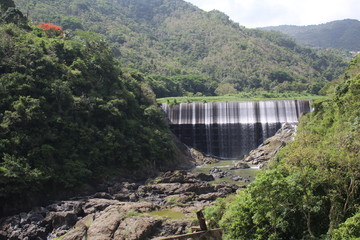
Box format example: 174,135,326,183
0,0,359,239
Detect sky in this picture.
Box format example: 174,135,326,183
185,0,360,28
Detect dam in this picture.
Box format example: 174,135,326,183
161,100,312,159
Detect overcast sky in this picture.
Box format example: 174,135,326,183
185,0,360,28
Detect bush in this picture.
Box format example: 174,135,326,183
331,211,360,240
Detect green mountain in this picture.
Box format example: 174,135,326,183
205,55,360,239
0,0,176,215
262,19,360,51
13,0,347,97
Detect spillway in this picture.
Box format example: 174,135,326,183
161,100,312,159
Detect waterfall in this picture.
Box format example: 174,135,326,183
161,100,311,159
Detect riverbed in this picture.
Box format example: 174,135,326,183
192,160,260,185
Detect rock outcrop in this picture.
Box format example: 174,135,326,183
152,170,215,183
0,171,238,239
235,123,297,168
190,148,219,165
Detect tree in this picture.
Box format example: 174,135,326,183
214,83,237,96
0,0,15,13
331,211,360,240
206,56,360,239
37,23,63,37
269,69,294,83
0,20,175,215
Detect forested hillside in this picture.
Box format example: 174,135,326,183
0,1,175,215
262,19,360,51
14,0,347,97
205,55,360,239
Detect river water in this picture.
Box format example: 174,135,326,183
192,160,260,185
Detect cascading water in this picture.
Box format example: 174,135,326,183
161,100,312,159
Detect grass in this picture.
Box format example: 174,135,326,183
147,209,186,220
156,93,325,104
124,210,141,218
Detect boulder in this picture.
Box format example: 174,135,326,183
83,199,121,214
85,202,157,240
86,207,124,240
189,148,219,165
154,171,214,184
113,215,162,239
232,162,250,169
47,201,82,213
192,172,215,182
231,176,243,181
45,211,77,229
197,192,226,201
56,214,95,240
165,193,195,205
155,171,189,183
175,183,216,195
60,226,87,240
209,167,231,178
153,220,191,237
93,192,113,200
114,192,130,201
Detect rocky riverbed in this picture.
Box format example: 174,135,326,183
0,124,296,239
0,171,240,240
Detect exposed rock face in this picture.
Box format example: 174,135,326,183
209,167,231,179
0,171,238,240
153,170,215,183
190,148,219,165
85,202,157,240
113,215,162,240
235,123,297,168
167,133,196,171
231,162,250,169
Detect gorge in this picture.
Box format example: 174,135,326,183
2,0,359,238
161,100,312,159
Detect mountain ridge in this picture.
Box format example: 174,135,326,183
261,19,360,51
13,0,347,97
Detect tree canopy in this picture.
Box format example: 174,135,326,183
0,4,175,215
13,0,347,97
205,54,360,239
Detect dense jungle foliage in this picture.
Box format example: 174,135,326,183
262,19,360,51
14,0,347,97
204,55,360,239
0,1,174,215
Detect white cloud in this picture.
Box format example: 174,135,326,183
185,0,360,27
